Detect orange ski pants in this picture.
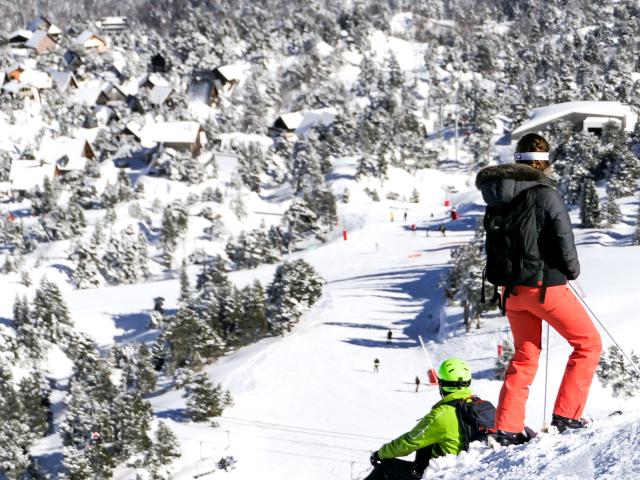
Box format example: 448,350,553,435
495,285,602,433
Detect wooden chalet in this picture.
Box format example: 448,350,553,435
25,31,57,55
26,16,62,39
139,121,205,156
73,31,108,53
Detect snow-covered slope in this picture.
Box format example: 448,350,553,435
428,413,640,479
103,168,639,479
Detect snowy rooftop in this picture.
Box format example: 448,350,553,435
512,101,637,138
74,31,106,47
6,63,24,74
38,136,94,170
20,69,52,89
26,15,60,34
47,70,75,91
97,16,127,25
8,29,32,41
148,84,173,105
139,121,201,147
2,80,30,94
73,80,107,106
9,160,56,191
25,30,52,49
216,63,244,82
275,107,338,134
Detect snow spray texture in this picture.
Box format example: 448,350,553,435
447,396,496,451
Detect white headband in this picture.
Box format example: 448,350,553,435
514,151,549,161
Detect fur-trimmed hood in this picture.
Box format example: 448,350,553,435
475,163,552,206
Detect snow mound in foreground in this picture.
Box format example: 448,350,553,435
425,412,640,480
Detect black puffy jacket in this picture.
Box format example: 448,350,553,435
475,163,580,287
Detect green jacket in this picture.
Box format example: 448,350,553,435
377,388,472,460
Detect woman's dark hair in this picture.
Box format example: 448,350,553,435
515,133,551,170
515,133,550,153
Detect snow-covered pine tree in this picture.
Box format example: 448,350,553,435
281,196,322,247
160,201,189,269
226,228,281,269
70,241,102,289
238,280,268,342
178,259,192,305
237,144,264,193
355,155,380,178
162,305,224,373
309,187,338,230
17,370,52,438
446,223,494,330
185,373,233,423
230,190,248,220
0,359,36,479
597,345,640,398
31,176,60,216
13,295,45,361
31,278,73,345
604,187,622,227
580,178,602,228
495,338,515,380
634,199,640,245
146,421,181,479
111,387,153,459
551,129,600,205
102,225,150,285
266,260,324,333
409,188,420,203
290,141,324,195
116,169,134,202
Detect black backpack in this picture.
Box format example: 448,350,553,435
448,396,496,451
483,185,548,310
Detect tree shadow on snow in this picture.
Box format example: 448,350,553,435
111,310,173,344
343,338,418,348
33,451,64,478
156,408,190,422
334,265,450,348
324,322,390,331
50,263,74,279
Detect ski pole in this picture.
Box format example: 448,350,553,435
569,282,640,377
542,323,550,431
418,335,438,384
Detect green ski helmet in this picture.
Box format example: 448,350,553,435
437,357,472,394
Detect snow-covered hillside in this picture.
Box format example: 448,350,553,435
4,2,640,479
5,157,639,479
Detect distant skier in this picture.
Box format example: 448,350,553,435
373,358,380,373
414,376,421,392
390,211,395,222
366,358,495,479
410,224,417,235
439,224,446,236
476,133,602,446
425,227,429,237
403,210,408,222
386,330,393,344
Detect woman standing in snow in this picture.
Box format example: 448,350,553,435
475,133,602,446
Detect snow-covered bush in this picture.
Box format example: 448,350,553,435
495,339,515,380
185,373,233,423
266,259,324,333
597,345,640,398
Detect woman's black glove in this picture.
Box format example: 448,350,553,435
370,451,381,466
